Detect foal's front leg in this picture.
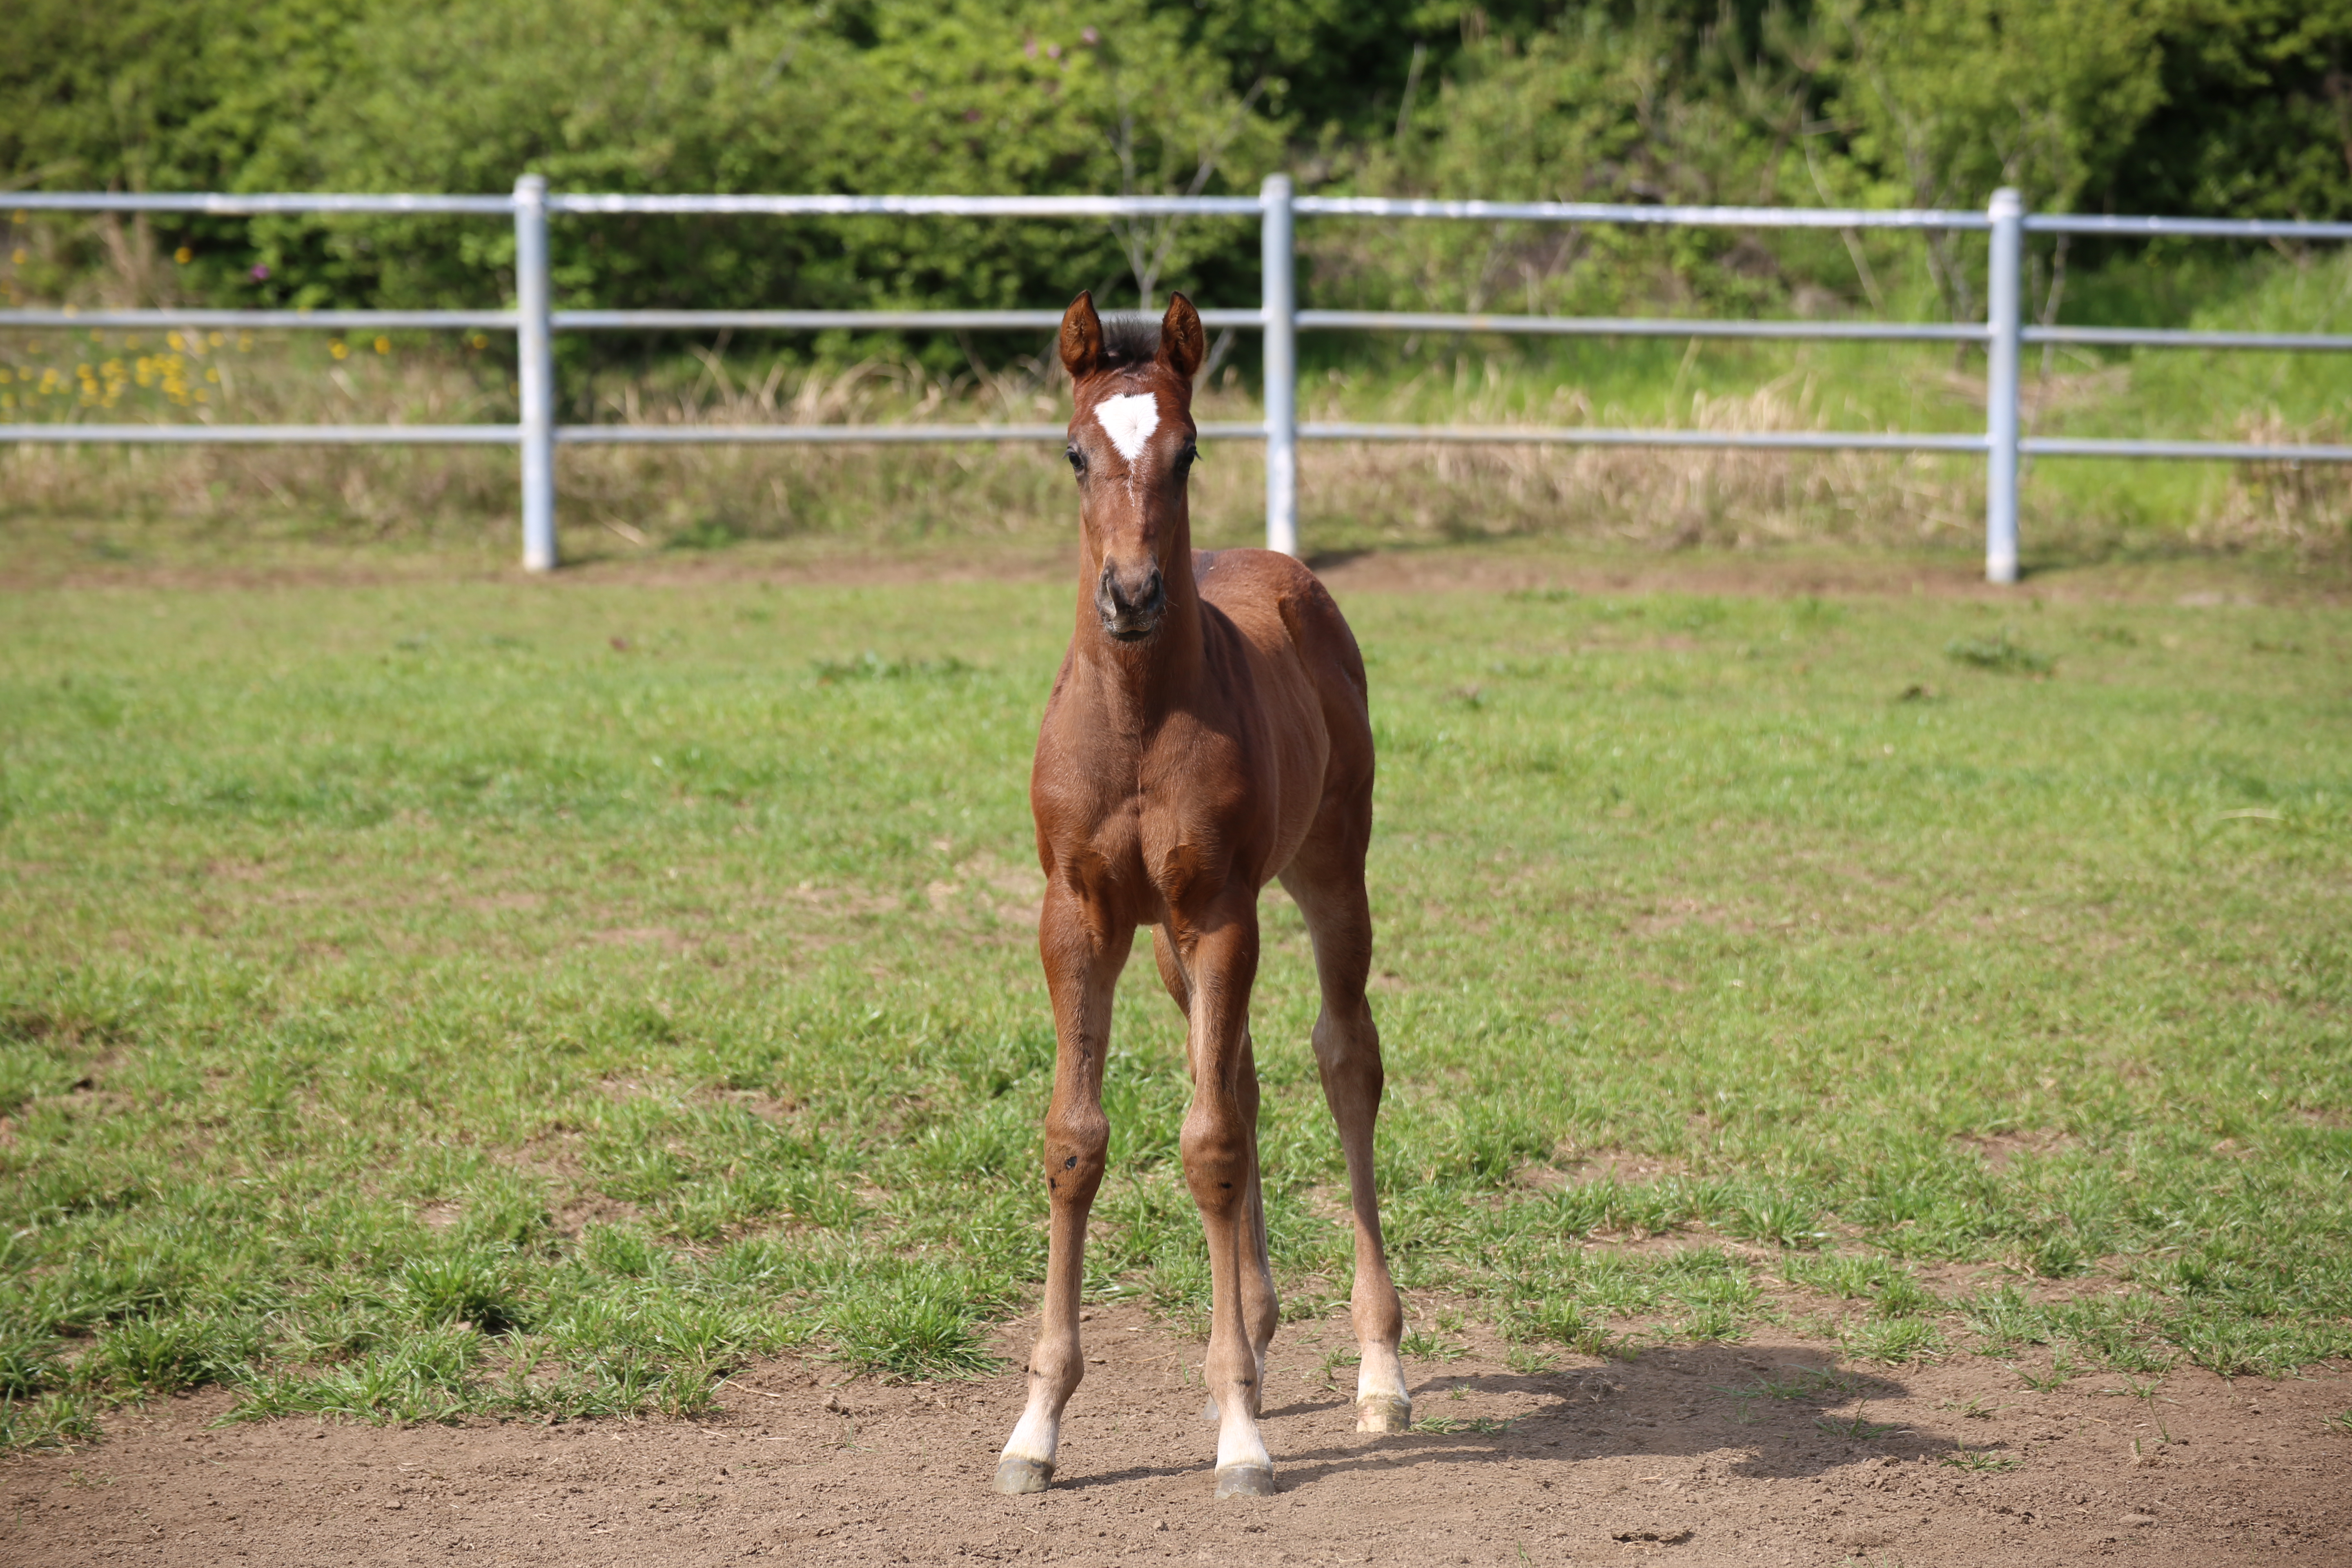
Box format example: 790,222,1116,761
993,894,1128,1495
1175,898,1278,1497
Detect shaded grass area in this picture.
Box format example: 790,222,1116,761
1,570,2348,1450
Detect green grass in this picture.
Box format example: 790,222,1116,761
0,568,2348,1448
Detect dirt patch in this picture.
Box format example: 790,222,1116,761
584,926,689,951
1307,550,2332,606
7,534,2344,605
7,1303,2345,1566
1952,1131,2076,1172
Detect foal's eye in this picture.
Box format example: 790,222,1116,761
1176,441,1198,475
1065,446,1086,475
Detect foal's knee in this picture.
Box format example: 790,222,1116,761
1043,1107,1109,1201
1179,1105,1253,1212
1312,1003,1381,1077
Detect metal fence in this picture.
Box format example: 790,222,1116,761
8,177,2352,581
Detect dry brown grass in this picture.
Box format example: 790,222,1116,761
1296,381,1982,550
0,335,2336,563
2195,409,2352,556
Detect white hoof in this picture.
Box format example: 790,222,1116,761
1355,1392,1412,1434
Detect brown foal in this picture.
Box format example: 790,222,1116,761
992,291,1409,1501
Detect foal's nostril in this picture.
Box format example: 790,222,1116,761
1101,565,1163,616
1096,563,1165,638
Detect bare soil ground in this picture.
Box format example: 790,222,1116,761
5,528,2343,606
7,1302,2346,1568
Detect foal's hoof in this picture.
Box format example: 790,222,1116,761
1355,1394,1413,1434
992,1457,1055,1495
1214,1463,1277,1499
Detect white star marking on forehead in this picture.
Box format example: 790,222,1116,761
1094,392,1160,463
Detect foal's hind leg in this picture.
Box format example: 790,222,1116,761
1162,900,1280,1497
1280,845,1410,1435
1154,928,1279,1418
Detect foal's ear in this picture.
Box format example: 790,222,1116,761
1158,292,1206,381
1059,291,1105,381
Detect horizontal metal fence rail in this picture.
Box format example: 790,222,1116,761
547,193,1267,218
559,421,1279,446
1303,424,1992,452
4,193,516,215
2025,212,2352,241
2020,325,2352,352
2022,437,2352,462
0,423,521,445
1292,196,1992,230
13,308,2345,351
1296,310,1989,342
0,309,517,330
7,177,2351,578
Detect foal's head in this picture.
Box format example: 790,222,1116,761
1058,290,1206,643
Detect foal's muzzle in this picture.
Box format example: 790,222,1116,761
1096,563,1166,641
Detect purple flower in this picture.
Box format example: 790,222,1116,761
1081,27,1098,45
250,264,271,281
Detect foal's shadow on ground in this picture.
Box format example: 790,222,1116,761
1058,1345,1964,1495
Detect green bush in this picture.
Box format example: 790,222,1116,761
8,1,2352,340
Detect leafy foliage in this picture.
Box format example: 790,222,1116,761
7,1,2352,332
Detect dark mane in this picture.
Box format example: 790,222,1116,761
1096,313,1160,371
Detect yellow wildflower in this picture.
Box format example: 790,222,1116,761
207,331,224,347
167,332,185,352
374,336,391,355
330,341,349,360
174,247,193,265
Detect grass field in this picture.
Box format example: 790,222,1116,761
2,561,2348,1453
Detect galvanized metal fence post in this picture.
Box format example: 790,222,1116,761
1984,187,2024,584
514,174,558,572
1260,174,1298,557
